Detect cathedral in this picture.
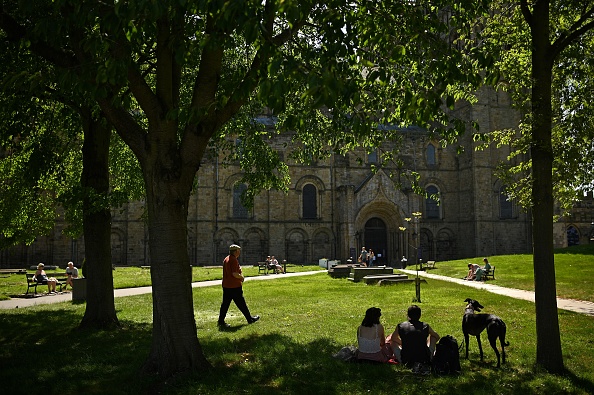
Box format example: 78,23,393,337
2,87,592,269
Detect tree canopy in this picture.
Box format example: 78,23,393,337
1,0,492,378
474,0,594,372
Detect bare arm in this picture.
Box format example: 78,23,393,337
389,328,402,347
428,325,440,342
379,324,386,347
232,272,244,281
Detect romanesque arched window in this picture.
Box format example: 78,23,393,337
426,144,436,166
233,183,249,218
425,185,440,219
302,184,318,219
567,226,580,246
499,186,513,219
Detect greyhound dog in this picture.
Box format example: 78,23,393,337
462,298,510,367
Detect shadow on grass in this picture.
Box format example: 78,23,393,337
186,333,594,395
1,311,593,395
554,244,594,255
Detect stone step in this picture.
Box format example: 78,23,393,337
348,267,394,282
328,265,354,278
378,278,428,286
362,274,408,285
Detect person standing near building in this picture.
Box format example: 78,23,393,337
368,249,376,267
359,247,369,267
218,244,260,328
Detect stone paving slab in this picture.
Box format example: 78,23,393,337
398,269,594,317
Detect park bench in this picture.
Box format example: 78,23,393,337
422,260,436,270
25,273,66,295
257,262,269,274
483,266,496,281
257,260,286,274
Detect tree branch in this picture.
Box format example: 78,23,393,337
552,8,594,59
0,9,78,69
520,0,533,29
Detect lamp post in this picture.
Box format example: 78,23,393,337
401,211,423,302
399,226,407,268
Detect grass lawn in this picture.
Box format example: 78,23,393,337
1,269,594,394
0,263,324,301
422,244,594,303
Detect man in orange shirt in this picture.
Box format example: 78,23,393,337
218,244,260,328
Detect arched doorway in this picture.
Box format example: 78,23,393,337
364,217,387,266
567,225,580,246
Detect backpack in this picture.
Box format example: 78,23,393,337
332,345,358,363
432,335,461,375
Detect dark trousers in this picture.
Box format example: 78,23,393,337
218,286,252,323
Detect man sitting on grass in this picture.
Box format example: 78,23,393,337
389,305,440,369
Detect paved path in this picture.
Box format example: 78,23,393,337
399,269,594,317
2,269,594,317
0,270,324,310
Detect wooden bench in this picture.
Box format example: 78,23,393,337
483,266,495,281
257,262,268,274
423,260,436,270
257,261,286,274
25,273,66,295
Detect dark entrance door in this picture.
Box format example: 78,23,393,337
364,217,387,266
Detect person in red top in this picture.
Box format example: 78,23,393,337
217,244,260,328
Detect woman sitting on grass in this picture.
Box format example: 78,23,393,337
464,263,481,280
356,307,395,363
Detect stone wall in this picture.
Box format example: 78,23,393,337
5,88,589,269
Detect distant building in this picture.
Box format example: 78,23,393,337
1,88,592,268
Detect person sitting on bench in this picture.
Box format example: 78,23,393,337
270,256,284,274
65,261,79,289
33,263,58,294
472,258,492,281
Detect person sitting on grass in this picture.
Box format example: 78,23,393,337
356,307,395,363
389,305,440,368
464,263,481,280
33,263,58,294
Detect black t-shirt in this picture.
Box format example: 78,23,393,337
398,320,431,366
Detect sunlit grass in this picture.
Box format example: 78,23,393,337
1,272,593,394
0,263,324,301
425,244,594,302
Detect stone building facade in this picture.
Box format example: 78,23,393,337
2,88,592,269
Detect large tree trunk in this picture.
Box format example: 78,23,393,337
140,154,211,377
79,111,119,329
530,0,564,372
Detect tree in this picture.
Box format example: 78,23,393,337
1,0,490,377
0,34,144,329
478,1,594,371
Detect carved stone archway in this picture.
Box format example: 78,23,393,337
354,200,406,267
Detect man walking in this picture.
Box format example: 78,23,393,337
218,244,260,328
